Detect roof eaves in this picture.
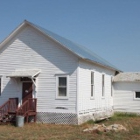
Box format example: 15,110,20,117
84,58,121,72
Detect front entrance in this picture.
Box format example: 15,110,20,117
22,82,33,104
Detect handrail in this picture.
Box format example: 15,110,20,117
9,98,19,112
16,98,37,116
16,100,28,116
28,98,37,112
0,98,18,119
0,100,10,119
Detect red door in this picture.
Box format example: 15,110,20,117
22,82,33,104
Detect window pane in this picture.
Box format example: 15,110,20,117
0,78,1,96
111,77,113,96
59,88,66,96
102,86,104,96
102,75,104,86
136,92,140,98
59,77,66,86
91,85,93,97
91,72,94,84
102,75,105,97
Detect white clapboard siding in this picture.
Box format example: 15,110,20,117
113,82,140,113
78,60,114,114
0,25,78,113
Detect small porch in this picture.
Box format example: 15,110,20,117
0,98,37,124
0,69,40,124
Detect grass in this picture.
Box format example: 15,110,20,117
0,112,139,140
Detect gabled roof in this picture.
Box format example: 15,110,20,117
0,20,120,72
113,72,140,82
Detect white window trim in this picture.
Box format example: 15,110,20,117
102,74,105,99
56,75,69,100
134,91,140,100
90,71,95,100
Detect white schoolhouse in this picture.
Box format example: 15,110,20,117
0,20,120,124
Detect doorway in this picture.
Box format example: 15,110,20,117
22,82,33,104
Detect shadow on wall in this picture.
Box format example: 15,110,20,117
0,78,22,106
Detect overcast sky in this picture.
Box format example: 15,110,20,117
0,0,140,72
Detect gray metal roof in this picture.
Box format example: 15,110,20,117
27,21,119,71
113,72,140,82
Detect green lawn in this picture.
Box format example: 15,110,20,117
0,113,140,140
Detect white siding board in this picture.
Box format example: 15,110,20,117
113,82,140,113
78,60,114,114
0,25,78,113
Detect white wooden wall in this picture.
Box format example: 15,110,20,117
113,82,140,113
0,23,118,118
78,60,114,115
0,25,78,113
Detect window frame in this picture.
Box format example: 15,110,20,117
134,91,140,100
102,74,105,98
0,76,2,96
56,75,69,99
111,77,113,97
91,71,95,99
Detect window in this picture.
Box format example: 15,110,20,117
102,74,105,97
0,77,1,96
134,92,140,99
111,77,113,97
91,72,94,98
58,77,67,96
56,76,68,99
